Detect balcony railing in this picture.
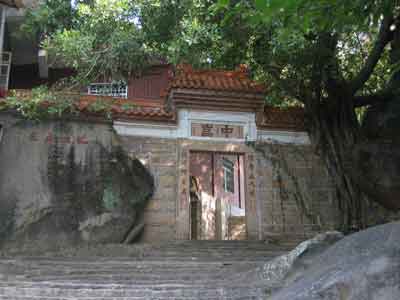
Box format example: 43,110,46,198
88,82,128,99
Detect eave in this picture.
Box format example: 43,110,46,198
170,88,265,113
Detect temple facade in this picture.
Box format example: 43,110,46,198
96,64,341,242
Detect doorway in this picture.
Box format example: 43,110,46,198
189,151,246,240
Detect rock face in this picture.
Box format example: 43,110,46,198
231,231,344,294
0,115,153,250
270,222,400,300
260,232,344,285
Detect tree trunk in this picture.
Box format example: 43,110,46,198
306,94,367,232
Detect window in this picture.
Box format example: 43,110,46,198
0,52,12,91
88,81,128,98
223,158,235,193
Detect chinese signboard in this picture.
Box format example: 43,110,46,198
191,123,244,139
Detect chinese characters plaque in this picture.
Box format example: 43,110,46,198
191,123,244,139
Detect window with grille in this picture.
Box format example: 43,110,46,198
223,158,235,193
0,52,12,91
88,82,128,98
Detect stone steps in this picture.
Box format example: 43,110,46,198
0,240,295,300
0,286,268,300
0,284,269,300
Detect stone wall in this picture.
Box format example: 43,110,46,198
2,112,397,247
119,136,179,242
118,136,343,243
255,142,400,242
119,137,259,241
38,127,396,242
255,142,341,241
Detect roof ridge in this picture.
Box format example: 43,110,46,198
172,64,266,93
176,64,249,79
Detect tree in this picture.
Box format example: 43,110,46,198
210,0,400,230
21,0,162,88
21,0,241,81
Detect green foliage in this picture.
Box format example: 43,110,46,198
2,86,135,121
3,87,78,120
21,0,157,88
120,102,136,111
209,0,398,108
20,0,255,83
138,0,236,68
87,98,114,119
19,0,75,39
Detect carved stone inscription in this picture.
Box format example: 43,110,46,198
191,123,244,139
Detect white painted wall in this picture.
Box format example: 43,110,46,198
114,109,256,142
257,129,310,145
113,122,178,139
177,109,257,142
114,108,310,145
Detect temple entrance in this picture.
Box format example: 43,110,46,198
189,151,246,240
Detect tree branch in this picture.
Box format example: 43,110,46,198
318,33,347,97
353,93,389,107
352,85,400,107
349,13,395,94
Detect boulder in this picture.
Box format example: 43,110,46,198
0,115,153,251
261,231,344,284
231,232,344,293
270,222,400,300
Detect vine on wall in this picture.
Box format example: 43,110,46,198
254,142,322,231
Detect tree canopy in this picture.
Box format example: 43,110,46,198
212,0,398,106
21,0,399,95
22,0,158,87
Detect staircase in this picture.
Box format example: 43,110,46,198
0,241,295,300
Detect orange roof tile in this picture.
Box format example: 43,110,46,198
2,91,306,130
1,92,175,123
78,95,175,122
170,64,266,93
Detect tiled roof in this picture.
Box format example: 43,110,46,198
2,67,307,131
257,106,306,131
170,64,266,93
1,91,175,123
78,96,175,122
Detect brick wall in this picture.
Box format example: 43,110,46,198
255,142,400,243
120,136,179,242
119,137,258,241
119,135,400,243
255,142,341,241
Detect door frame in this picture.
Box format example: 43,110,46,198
175,140,259,240
189,151,245,240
